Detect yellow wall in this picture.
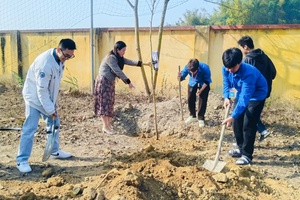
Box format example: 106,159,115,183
0,32,12,80
1,25,300,106
1,30,92,90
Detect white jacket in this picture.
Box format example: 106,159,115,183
23,48,64,116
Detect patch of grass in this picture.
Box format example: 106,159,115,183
63,67,79,94
12,71,24,88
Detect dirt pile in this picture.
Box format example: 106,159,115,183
0,82,300,200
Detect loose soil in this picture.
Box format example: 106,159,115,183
0,82,300,200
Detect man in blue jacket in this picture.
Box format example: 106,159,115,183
178,59,212,127
222,48,267,165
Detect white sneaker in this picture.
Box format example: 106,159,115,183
228,149,242,158
259,130,272,142
198,120,205,127
17,162,32,173
50,150,72,159
185,116,198,124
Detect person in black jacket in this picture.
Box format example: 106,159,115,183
238,36,277,141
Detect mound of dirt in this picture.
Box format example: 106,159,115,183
0,83,300,200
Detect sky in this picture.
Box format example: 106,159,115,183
91,0,219,28
0,0,219,31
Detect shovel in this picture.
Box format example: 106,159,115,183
42,117,57,162
0,127,22,131
203,105,231,172
178,65,184,121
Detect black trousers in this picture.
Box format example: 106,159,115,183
187,84,210,120
233,100,265,160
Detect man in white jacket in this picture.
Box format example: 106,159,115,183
16,38,76,173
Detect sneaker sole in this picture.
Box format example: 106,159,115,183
185,119,198,124
50,155,72,159
228,150,242,158
18,169,32,173
259,132,272,142
230,154,242,158
17,166,32,173
235,156,252,165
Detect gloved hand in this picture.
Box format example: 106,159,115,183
137,61,142,67
177,72,181,81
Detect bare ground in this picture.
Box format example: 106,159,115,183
0,82,300,200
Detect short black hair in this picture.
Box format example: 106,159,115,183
187,59,199,72
237,36,254,49
58,38,76,50
222,48,243,69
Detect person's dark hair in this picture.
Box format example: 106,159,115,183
113,41,126,55
187,59,199,72
58,38,76,50
109,41,126,71
237,36,254,49
222,48,243,69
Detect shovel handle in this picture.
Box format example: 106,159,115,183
211,105,231,171
0,127,22,131
178,65,183,121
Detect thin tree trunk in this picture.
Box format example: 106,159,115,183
148,0,159,139
127,0,151,96
153,0,169,90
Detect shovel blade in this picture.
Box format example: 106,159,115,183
42,132,56,162
42,118,56,162
203,160,226,172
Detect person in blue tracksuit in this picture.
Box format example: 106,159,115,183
222,48,267,165
178,58,212,127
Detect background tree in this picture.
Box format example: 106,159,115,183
222,0,247,25
177,0,300,26
175,9,210,26
282,0,300,24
